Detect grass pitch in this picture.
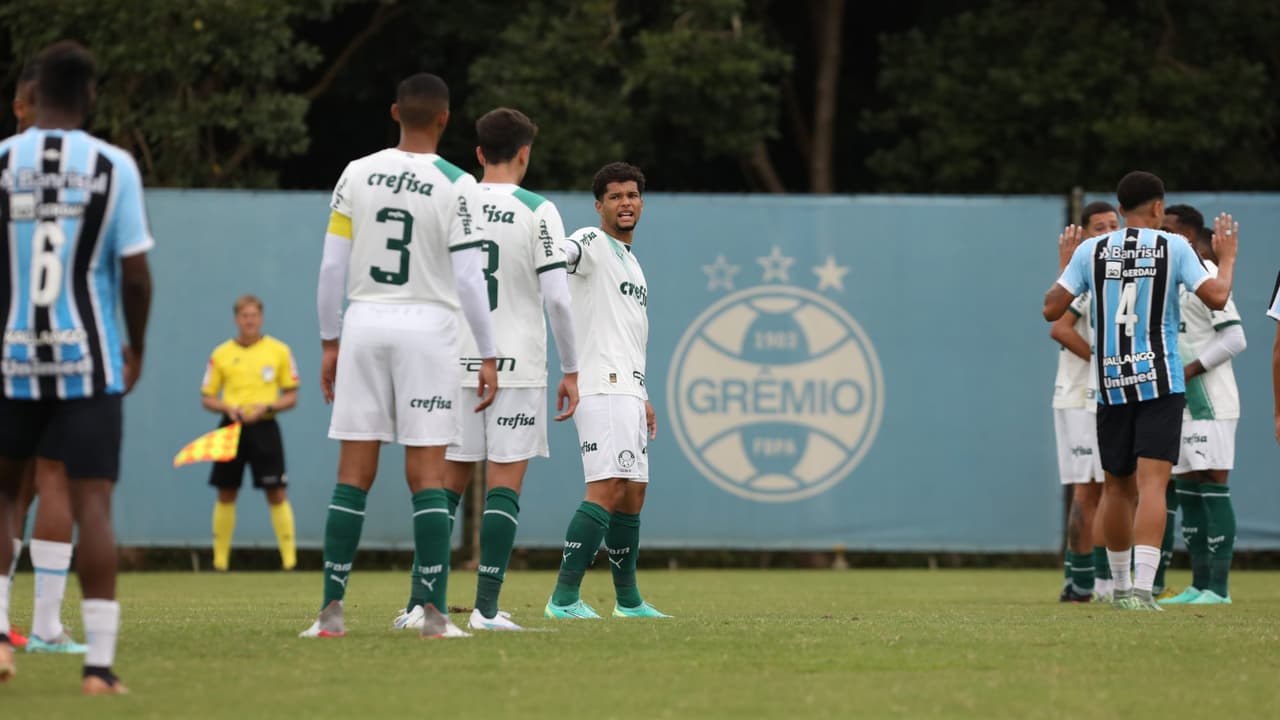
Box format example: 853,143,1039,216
4,568,1280,719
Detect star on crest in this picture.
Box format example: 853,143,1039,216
702,255,740,292
813,256,850,292
757,246,794,283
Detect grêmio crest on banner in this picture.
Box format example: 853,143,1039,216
667,247,884,503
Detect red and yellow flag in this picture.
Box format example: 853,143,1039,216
173,423,242,467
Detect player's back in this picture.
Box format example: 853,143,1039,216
456,183,566,388
1083,227,1201,404
0,127,152,400
335,148,477,309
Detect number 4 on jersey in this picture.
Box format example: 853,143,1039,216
1115,282,1138,337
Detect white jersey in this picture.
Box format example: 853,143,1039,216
565,227,648,398
456,183,568,388
329,148,480,308
1179,260,1241,420
1052,292,1097,410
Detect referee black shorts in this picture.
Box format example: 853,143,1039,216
1095,393,1185,477
0,394,123,482
209,416,287,490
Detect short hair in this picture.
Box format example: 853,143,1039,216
476,108,538,164
233,294,263,314
35,41,95,116
1164,203,1205,233
591,162,646,200
1080,201,1116,227
1195,226,1213,247
1116,171,1165,212
395,73,449,129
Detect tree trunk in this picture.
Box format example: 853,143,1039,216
743,141,787,194
809,0,844,193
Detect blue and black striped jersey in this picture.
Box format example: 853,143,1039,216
1058,227,1208,405
0,127,153,399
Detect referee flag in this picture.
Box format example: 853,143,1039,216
173,423,242,467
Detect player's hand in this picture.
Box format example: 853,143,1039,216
645,400,657,440
1274,413,1280,447
555,372,579,421
1212,212,1238,264
225,406,243,423
122,345,143,394
475,358,498,412
1058,224,1083,271
321,340,339,404
241,404,266,424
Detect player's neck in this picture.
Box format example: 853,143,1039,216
605,227,634,246
235,333,262,347
480,164,522,185
34,110,83,131
396,129,440,155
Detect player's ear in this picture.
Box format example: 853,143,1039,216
475,146,485,167
437,109,450,131
390,103,400,124
518,145,531,166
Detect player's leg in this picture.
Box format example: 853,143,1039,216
209,454,245,572
1128,394,1184,608
1194,464,1235,604
1101,471,1137,599
304,308,395,637
1153,479,1178,597
250,420,296,571
57,394,128,694
26,459,86,653
404,444,471,637
1063,481,1100,602
397,456,469,628
547,476,623,617
0,458,19,681
469,459,525,628
608,480,667,618
6,461,36,649
1165,471,1209,603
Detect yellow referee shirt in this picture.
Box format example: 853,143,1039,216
201,336,299,413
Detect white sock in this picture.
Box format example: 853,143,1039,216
82,599,120,669
0,574,10,635
1097,578,1113,596
1108,550,1133,593
7,537,20,581
1133,544,1161,593
30,539,73,641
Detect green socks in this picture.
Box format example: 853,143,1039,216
551,501,611,606
1201,483,1236,598
606,512,643,608
1175,478,1209,590
407,488,461,612
411,489,453,612
1066,551,1095,594
322,484,368,609
1154,481,1178,593
475,487,521,619
1092,546,1112,580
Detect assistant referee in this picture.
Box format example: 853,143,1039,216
200,295,299,571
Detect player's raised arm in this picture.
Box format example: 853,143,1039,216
1044,225,1085,321
317,183,354,404
1193,213,1238,311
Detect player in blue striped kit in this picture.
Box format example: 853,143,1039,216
0,41,153,692
1043,171,1237,610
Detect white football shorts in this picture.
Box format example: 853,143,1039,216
328,301,461,446
1172,418,1236,473
1054,407,1103,484
446,386,549,463
575,393,648,483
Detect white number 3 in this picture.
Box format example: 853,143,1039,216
1115,282,1138,337
30,222,66,307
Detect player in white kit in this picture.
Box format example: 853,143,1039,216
1160,208,1246,605
1052,202,1118,603
303,73,498,639
543,163,669,619
392,108,580,632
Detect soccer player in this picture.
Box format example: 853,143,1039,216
0,41,154,692
1051,201,1118,603
303,73,498,639
544,162,669,619
200,295,300,572
1158,210,1246,606
1044,171,1236,611
394,108,579,632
